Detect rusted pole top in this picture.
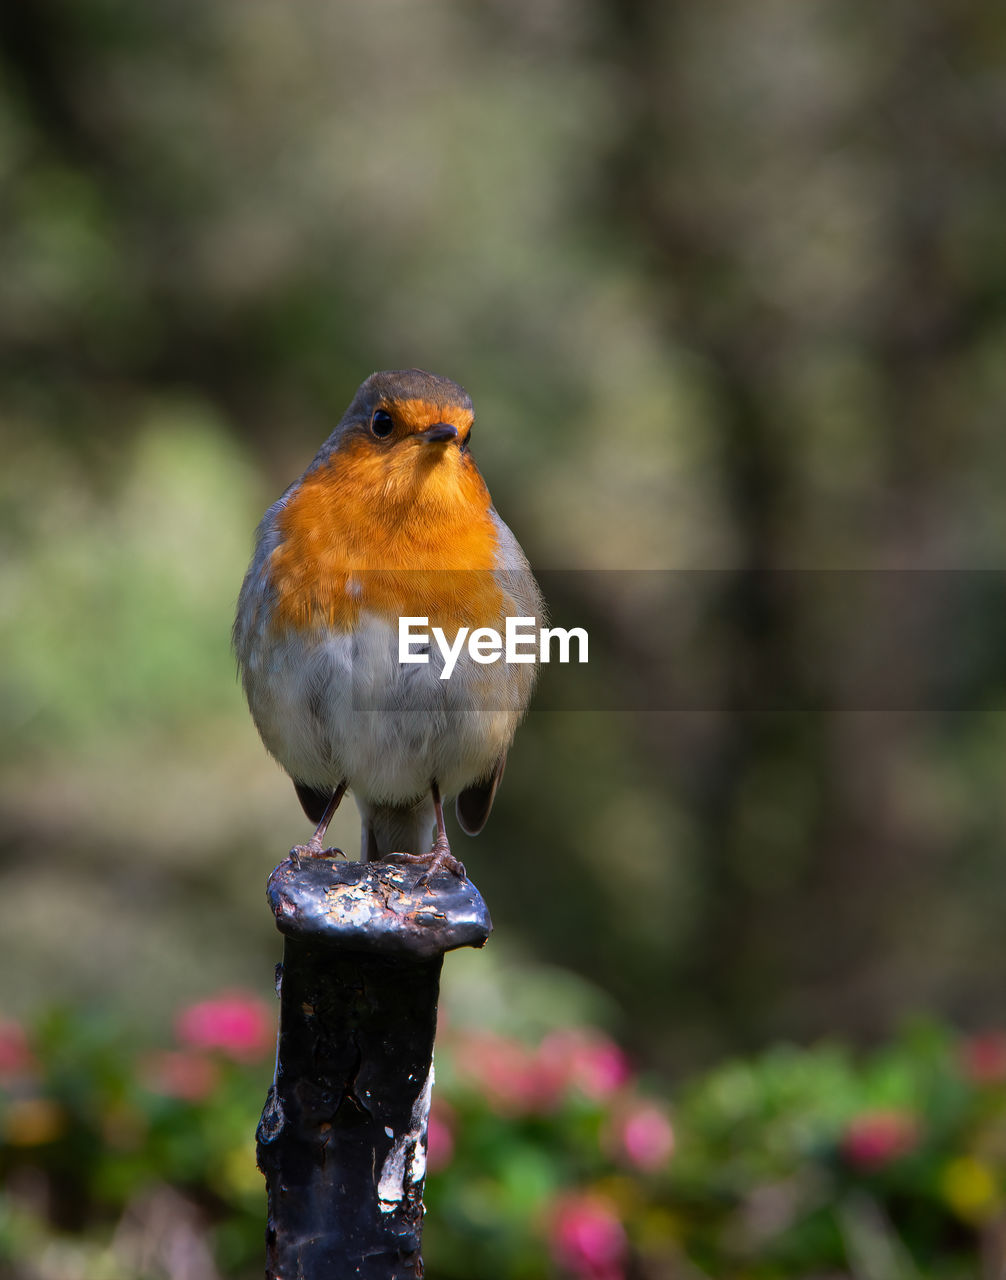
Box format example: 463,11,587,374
267,856,492,957
257,856,491,1280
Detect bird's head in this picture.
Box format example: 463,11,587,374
321,369,477,503
269,369,499,617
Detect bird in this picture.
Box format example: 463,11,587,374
233,368,543,881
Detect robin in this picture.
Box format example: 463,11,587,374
233,368,543,879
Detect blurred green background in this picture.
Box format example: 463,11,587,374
1,1,1006,1271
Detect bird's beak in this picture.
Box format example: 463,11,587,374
418,423,459,444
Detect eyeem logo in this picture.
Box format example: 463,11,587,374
399,616,589,680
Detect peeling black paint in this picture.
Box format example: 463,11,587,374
258,856,491,1279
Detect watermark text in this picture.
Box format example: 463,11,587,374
399,616,589,680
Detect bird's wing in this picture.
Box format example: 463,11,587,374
294,780,335,824
455,751,507,835
489,507,546,623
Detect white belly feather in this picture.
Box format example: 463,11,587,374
242,612,518,804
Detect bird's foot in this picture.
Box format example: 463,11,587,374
389,836,466,888
289,840,345,869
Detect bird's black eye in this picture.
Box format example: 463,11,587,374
460,428,473,454
371,409,394,438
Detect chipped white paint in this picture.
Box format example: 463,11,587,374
407,1130,427,1185
376,1066,435,1213
323,880,388,928
322,868,418,929
384,1126,394,1138
377,1138,408,1212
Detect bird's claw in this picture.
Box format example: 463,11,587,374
289,842,345,870
389,838,466,889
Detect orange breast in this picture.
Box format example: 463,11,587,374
268,436,504,633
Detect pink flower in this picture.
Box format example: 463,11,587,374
842,1108,919,1171
451,1027,634,1116
425,1100,454,1172
961,1032,1006,1085
142,1050,220,1101
611,1101,675,1170
540,1030,633,1102
0,1019,34,1079
454,1032,566,1114
549,1191,628,1280
175,991,273,1062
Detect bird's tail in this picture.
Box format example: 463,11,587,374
357,797,436,860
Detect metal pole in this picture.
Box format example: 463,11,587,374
257,856,492,1279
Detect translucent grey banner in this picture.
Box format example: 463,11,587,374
532,569,1006,713
337,570,1006,712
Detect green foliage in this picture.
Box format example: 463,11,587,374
0,409,259,756
3,999,1006,1279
